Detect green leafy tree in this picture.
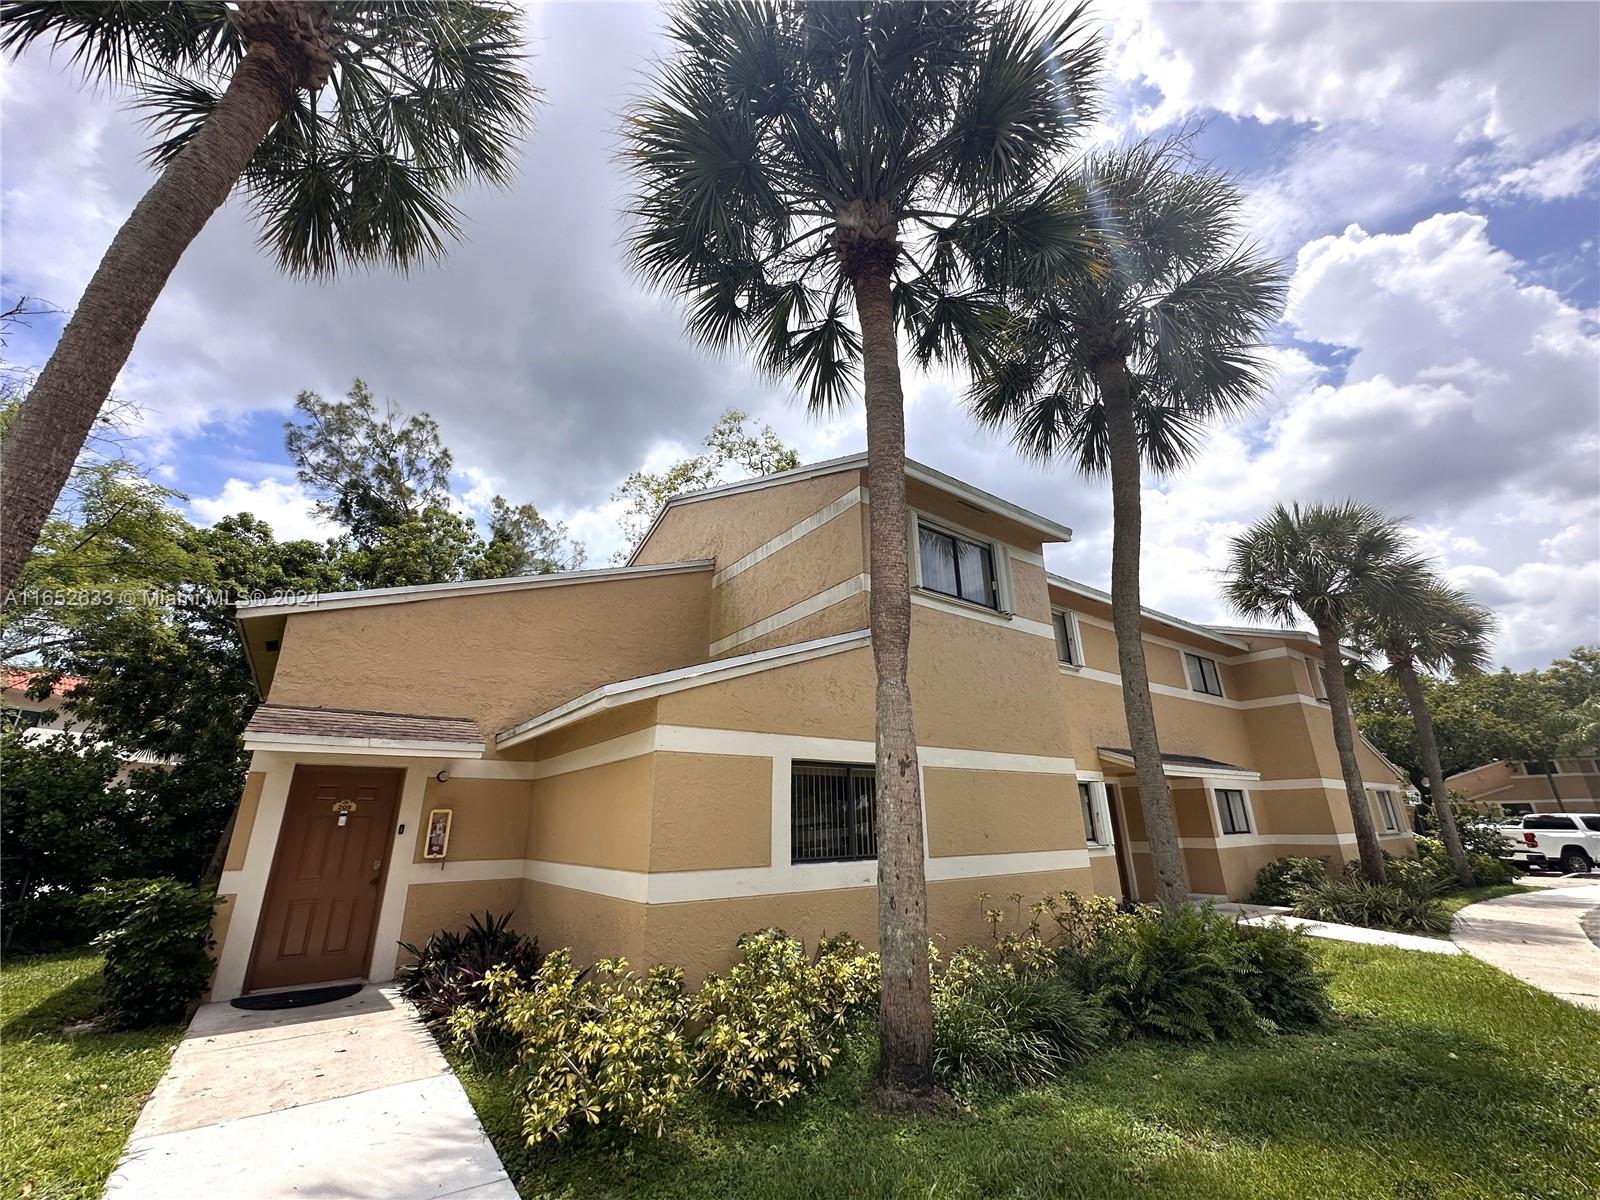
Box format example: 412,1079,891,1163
470,497,585,579
285,381,455,546
1351,570,1494,886
968,139,1286,910
612,410,800,562
1223,502,1427,883
0,1,538,594
621,0,1101,1103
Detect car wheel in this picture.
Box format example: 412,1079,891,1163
1559,848,1594,875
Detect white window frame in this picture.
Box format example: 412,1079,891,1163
1212,785,1254,836
908,510,1016,615
1374,788,1400,833
1075,778,1115,848
1310,660,1330,701
1052,608,1083,669
1184,651,1225,698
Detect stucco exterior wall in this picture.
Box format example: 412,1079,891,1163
527,755,654,870
267,569,712,753
633,470,865,569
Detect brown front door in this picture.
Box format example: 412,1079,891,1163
246,766,401,992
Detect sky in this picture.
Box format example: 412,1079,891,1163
2,1,1597,670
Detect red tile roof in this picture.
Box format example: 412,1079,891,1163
3,668,85,697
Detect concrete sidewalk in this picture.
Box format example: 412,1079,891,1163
1451,881,1600,1010
105,986,517,1200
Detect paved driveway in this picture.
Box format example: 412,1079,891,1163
1452,881,1600,1010
105,986,516,1200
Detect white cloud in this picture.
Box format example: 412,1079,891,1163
1464,137,1600,203
188,478,340,544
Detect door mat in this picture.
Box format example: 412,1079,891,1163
231,983,363,1011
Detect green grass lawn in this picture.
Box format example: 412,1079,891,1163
449,942,1600,1200
1,950,182,1200
1439,882,1538,921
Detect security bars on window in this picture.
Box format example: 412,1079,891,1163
791,762,878,864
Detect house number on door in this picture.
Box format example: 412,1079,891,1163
331,798,358,827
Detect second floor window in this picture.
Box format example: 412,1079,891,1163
1077,781,1101,844
917,523,998,609
791,762,877,864
1053,611,1079,666
1375,790,1400,832
1184,652,1224,697
1216,788,1251,834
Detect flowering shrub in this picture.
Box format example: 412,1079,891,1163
691,930,878,1108
453,951,691,1145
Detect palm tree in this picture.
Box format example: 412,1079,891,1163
0,1,537,593
968,140,1286,910
1352,569,1494,886
1223,501,1428,883
621,0,1100,1104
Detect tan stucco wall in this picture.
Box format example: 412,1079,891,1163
224,773,265,873
398,878,524,952
517,878,648,968
527,755,653,870
733,593,869,656
412,777,531,864
268,569,712,752
649,752,772,872
905,478,1053,567
924,767,1075,857
711,506,864,649
634,470,864,569
523,700,658,763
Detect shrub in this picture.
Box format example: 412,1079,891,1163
89,877,218,1027
1383,847,1450,894
1068,906,1262,1042
1235,921,1332,1030
1247,856,1330,906
456,951,691,1145
932,952,1105,1093
1292,875,1451,935
397,911,541,1029
1412,832,1518,888
690,930,879,1108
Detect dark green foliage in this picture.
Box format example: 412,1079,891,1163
1068,906,1263,1042
396,911,542,1027
1235,922,1332,1030
1,726,127,950
932,957,1105,1093
89,877,218,1027
1247,855,1330,906
1292,875,1451,935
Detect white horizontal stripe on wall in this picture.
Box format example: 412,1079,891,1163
712,486,865,586
910,589,1056,641
1065,663,1331,714
710,574,870,656
1129,830,1415,852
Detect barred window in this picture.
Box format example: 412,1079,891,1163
1216,788,1251,835
791,762,877,864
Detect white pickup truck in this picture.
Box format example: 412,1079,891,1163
1511,812,1600,875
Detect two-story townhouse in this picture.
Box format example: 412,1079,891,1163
208,455,1411,1000
1446,756,1600,814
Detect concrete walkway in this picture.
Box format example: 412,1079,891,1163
1216,903,1463,954
105,986,516,1200
1451,881,1600,1010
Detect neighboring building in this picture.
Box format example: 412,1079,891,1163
1446,757,1600,815
3,668,166,780
210,455,1412,1001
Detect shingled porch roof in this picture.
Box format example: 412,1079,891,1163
244,704,486,756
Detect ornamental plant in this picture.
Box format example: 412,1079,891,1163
90,877,219,1027
458,952,691,1145
691,930,879,1108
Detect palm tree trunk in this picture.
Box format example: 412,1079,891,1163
0,42,300,594
850,264,936,1105
1393,655,1470,885
1542,763,1568,813
1097,357,1188,910
1316,622,1386,882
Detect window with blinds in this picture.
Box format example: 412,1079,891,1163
791,762,878,863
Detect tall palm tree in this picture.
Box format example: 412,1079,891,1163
0,1,537,593
1351,569,1494,886
621,0,1100,1104
1223,501,1428,883
968,140,1286,910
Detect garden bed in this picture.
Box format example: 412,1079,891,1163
444,942,1600,1200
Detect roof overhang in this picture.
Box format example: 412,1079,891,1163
1046,576,1251,653
244,704,486,758
497,630,870,749
1097,747,1260,782
628,454,1072,566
